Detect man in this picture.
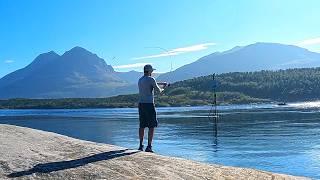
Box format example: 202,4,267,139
138,64,167,153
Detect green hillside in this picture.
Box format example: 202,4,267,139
171,67,320,102
1,67,320,109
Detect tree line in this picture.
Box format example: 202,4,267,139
1,67,320,109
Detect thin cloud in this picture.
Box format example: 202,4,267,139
296,37,320,46
114,62,151,69
4,60,14,63
132,42,216,60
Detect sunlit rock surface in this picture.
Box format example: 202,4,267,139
0,124,309,180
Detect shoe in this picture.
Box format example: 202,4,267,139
138,145,144,151
145,145,154,153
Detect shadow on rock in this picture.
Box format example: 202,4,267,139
8,149,138,178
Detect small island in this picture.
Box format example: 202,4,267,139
0,124,307,179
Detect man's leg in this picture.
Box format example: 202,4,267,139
139,128,145,147
147,128,154,147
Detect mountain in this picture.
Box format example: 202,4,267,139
0,47,136,99
3,42,320,99
4,67,320,109
157,42,320,82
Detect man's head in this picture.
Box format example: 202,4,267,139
144,64,155,75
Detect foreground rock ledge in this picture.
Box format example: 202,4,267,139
0,125,308,180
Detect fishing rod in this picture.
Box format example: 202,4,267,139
106,56,117,72
144,46,173,88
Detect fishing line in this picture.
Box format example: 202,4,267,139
144,46,174,88
208,73,219,138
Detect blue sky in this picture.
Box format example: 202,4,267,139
1,0,320,78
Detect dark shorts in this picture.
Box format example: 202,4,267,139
138,103,158,128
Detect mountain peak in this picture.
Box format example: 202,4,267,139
47,50,58,55
38,50,59,58
249,42,305,49
70,46,89,52
243,42,310,53
252,42,279,45
63,46,95,57
28,50,60,69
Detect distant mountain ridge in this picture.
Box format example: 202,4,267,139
157,42,320,82
0,47,137,99
2,43,320,99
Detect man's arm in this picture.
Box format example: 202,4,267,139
152,78,164,93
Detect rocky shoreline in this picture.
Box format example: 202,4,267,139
0,124,308,179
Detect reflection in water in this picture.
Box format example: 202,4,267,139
0,104,320,179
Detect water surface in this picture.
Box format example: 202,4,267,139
0,103,319,179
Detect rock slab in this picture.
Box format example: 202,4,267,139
0,124,309,180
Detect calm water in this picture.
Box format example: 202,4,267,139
1,103,320,179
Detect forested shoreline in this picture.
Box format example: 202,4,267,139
1,67,320,109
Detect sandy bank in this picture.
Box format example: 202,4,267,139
0,124,308,179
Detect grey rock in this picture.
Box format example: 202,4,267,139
0,124,309,180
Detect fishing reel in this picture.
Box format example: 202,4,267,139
157,82,170,89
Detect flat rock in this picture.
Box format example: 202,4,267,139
0,124,309,180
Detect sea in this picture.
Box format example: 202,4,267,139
1,102,320,179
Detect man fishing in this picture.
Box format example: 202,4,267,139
138,64,168,152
